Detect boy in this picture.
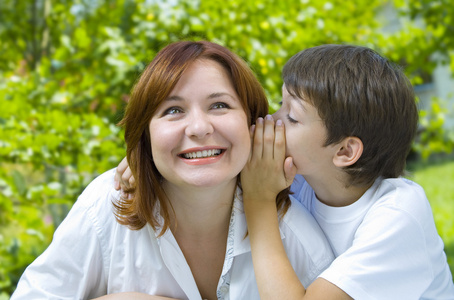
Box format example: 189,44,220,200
241,44,454,299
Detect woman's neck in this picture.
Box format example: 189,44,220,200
161,179,237,300
162,179,237,238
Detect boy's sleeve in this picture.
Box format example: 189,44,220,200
318,201,441,299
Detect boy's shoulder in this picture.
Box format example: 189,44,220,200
290,175,430,216
368,177,430,217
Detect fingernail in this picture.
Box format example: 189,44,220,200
251,124,256,132
257,117,263,124
276,119,283,126
265,114,273,120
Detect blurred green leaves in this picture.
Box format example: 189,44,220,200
416,97,454,159
0,0,453,295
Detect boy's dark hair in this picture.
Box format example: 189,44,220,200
283,44,418,187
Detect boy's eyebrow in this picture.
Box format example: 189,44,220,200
291,96,308,112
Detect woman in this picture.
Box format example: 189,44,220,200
12,41,333,300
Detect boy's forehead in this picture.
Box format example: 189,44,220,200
282,84,292,96
282,84,292,98
281,83,297,98
282,83,298,97
282,84,308,111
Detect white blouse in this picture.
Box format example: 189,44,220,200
12,169,334,300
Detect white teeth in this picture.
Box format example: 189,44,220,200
183,149,222,159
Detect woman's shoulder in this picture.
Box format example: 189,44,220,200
76,168,120,209
281,195,329,246
281,196,333,251
280,196,334,285
65,168,121,234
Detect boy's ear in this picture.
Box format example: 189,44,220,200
333,137,363,167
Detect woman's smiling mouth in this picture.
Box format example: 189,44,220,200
181,149,223,159
178,147,226,164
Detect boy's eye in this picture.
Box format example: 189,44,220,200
286,114,299,124
164,107,184,115
211,102,230,109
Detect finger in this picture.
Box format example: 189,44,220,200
262,115,275,159
251,117,264,161
284,157,297,186
247,124,255,163
121,167,133,190
114,157,127,190
129,172,136,187
114,157,129,190
274,119,286,161
117,157,128,173
114,175,120,190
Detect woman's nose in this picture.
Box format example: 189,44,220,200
185,111,214,138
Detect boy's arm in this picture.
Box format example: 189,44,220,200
241,116,352,300
241,115,303,298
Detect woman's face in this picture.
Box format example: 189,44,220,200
149,59,250,189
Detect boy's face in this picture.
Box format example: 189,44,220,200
273,85,339,180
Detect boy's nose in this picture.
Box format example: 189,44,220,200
272,109,282,120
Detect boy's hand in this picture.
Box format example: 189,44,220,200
241,115,297,202
114,157,135,193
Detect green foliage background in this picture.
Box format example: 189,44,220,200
1,0,453,296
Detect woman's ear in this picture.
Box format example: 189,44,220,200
333,137,363,167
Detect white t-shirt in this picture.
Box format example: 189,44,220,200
12,169,333,300
291,174,454,300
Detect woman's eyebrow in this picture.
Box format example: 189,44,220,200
208,92,235,100
164,92,236,102
164,95,184,102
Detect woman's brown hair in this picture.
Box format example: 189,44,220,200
115,41,289,234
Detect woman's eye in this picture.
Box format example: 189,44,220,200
164,107,183,115
286,114,299,124
211,102,230,109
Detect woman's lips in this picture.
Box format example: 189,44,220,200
178,147,226,165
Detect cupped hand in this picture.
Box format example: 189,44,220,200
241,115,297,201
